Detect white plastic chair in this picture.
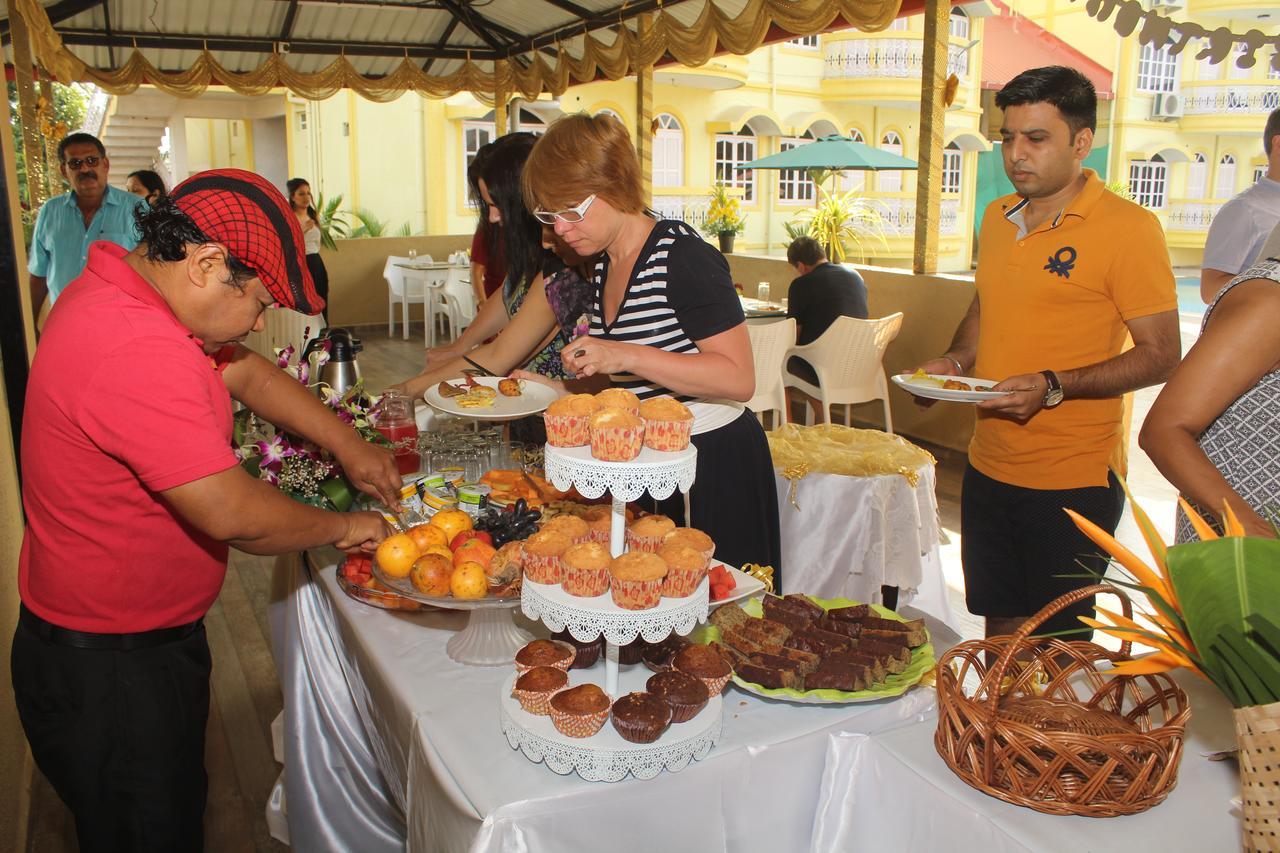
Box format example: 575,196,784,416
783,312,904,432
745,318,795,427
385,255,430,340
425,266,477,346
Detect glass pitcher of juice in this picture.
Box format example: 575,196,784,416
376,390,420,476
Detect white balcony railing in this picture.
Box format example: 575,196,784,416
652,194,712,231
824,38,969,81
877,197,962,237
80,87,112,135
1164,199,1223,232
1183,84,1280,116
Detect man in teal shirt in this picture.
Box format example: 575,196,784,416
28,133,148,313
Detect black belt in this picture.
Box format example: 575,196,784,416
19,605,204,651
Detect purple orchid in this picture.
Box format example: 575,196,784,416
254,434,292,470
275,344,296,369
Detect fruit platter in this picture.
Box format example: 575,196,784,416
336,553,424,611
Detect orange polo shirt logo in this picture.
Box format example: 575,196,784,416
969,170,1178,491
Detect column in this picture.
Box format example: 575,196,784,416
493,83,508,139
8,3,50,209
634,12,654,206
913,0,949,275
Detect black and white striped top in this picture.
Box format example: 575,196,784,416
589,220,744,403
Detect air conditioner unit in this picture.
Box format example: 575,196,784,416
1143,0,1183,11
1151,92,1184,119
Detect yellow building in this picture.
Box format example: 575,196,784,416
1019,0,1280,268
97,6,993,273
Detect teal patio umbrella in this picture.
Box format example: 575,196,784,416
740,134,919,173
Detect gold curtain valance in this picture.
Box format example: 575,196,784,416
15,0,902,103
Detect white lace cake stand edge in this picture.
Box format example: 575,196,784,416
521,577,710,645
542,444,697,502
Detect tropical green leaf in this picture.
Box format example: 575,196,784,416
346,207,390,239
316,192,349,251
788,185,889,263
395,221,412,237
1168,537,1280,706
1247,613,1280,658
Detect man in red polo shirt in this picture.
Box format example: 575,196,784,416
13,169,399,852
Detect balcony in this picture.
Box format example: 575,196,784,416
822,34,972,107
652,54,748,90
1179,81,1280,133
875,196,962,238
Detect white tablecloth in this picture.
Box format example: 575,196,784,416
810,669,1240,851
773,463,959,633
269,551,962,852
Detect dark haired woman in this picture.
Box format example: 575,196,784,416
126,169,166,206
287,178,329,322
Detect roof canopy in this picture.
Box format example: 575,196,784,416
6,0,903,102
980,1,1114,100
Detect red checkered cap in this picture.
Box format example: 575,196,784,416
170,168,322,315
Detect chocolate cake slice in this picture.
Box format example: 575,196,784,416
788,629,850,655
749,652,805,674
777,645,822,672
737,618,793,647
852,639,911,671
859,616,928,647
709,603,753,633
720,626,782,656
826,603,874,622
822,651,888,684
858,629,913,649
815,617,860,639
762,598,814,632
804,663,865,692
782,594,825,620
736,661,802,690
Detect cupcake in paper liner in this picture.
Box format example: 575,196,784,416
646,670,709,723
514,638,576,675
589,407,644,461
608,552,668,610
639,396,694,452
512,666,568,715
661,527,715,567
656,543,708,598
610,691,672,744
541,513,591,545
549,684,612,738
561,541,612,597
594,387,641,415
544,394,598,447
672,644,732,695
625,513,677,554
522,529,572,584
552,629,603,669
581,505,612,545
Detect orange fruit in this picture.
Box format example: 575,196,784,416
421,544,454,562
410,553,453,597
452,538,496,569
407,524,448,551
450,561,488,599
375,533,420,578
429,508,473,543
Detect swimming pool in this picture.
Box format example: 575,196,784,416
1175,277,1205,316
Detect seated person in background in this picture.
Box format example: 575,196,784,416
785,236,869,387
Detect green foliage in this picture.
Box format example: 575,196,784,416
701,183,746,237
1168,537,1280,707
1106,180,1136,203
787,185,889,263
315,192,349,251
8,82,88,246
783,220,809,242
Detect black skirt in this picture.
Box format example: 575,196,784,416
645,410,783,590
306,252,329,322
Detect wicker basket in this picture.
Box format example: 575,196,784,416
1236,700,1280,851
934,584,1191,817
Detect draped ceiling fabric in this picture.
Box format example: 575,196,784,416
13,0,903,103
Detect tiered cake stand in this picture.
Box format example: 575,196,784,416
501,443,722,781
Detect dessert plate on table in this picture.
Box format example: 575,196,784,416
708,564,767,609
892,373,1008,403
693,596,935,705
424,376,559,420
371,559,522,608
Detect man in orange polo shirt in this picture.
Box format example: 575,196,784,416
918,66,1180,639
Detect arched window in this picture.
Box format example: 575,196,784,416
778,130,816,204
847,128,865,143
715,126,757,202
948,8,970,40
840,128,868,192
653,113,683,188
1128,153,1168,209
1187,152,1207,200
462,119,495,194
595,108,621,121
942,142,962,195
1216,154,1237,198
878,131,904,192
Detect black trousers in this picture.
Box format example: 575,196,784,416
307,251,330,324
12,614,212,853
647,411,784,590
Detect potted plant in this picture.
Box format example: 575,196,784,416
1069,485,1280,846
787,179,889,263
702,184,746,253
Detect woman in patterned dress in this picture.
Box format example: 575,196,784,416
1140,259,1280,540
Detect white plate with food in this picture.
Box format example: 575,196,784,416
423,376,559,420
891,371,1009,403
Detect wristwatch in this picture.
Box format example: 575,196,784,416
1040,370,1064,408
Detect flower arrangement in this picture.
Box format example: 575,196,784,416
701,184,747,237
233,330,388,512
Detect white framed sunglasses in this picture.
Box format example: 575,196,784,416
533,194,597,225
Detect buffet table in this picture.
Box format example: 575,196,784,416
808,669,1239,851
268,550,961,853
772,462,959,633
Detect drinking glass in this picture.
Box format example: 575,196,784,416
408,248,418,260
757,282,771,303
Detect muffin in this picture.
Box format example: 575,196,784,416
552,629,603,669
608,552,668,610
626,514,677,553
589,407,644,462
515,638,576,674
522,529,572,584
639,396,694,452
642,634,691,673
594,387,641,415
581,505,613,545
611,691,673,744
672,644,733,695
646,670,709,723
561,541,612,597
662,527,715,564
618,638,646,665
512,666,568,715
549,684,612,738
542,513,591,545
544,394,598,447
657,543,709,598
